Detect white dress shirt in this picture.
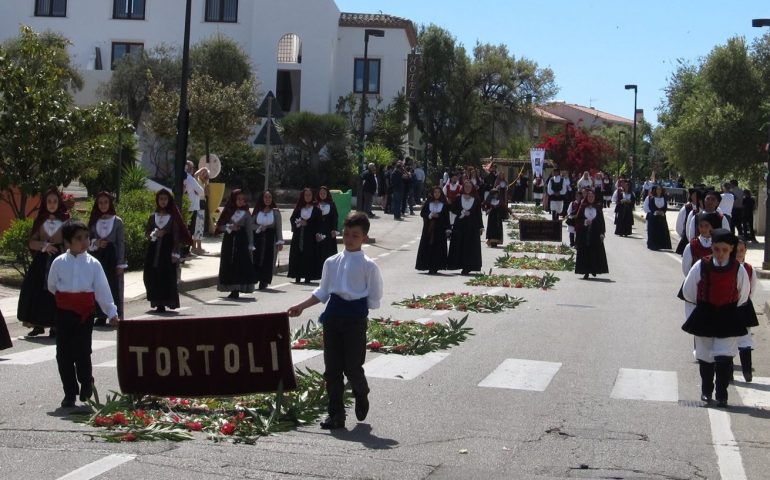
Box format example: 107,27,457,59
184,174,205,212
718,192,734,216
312,249,384,309
48,251,118,319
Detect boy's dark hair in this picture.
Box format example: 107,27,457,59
61,220,89,243
344,211,370,234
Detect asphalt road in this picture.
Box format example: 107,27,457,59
2,208,770,480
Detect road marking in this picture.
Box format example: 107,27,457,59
56,454,136,480
0,341,115,365
272,282,291,289
399,244,410,249
708,409,747,480
291,349,323,365
205,298,223,304
734,375,770,409
485,287,504,295
378,252,391,258
610,368,678,402
94,359,117,368
430,310,450,316
478,359,561,391
365,352,449,380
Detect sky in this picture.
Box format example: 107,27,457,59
335,0,770,126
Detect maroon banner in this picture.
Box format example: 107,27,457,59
117,313,297,396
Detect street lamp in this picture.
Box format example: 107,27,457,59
624,84,638,187
173,0,193,203
357,29,385,211
616,130,626,178
752,19,770,268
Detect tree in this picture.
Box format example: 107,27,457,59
0,26,130,219
657,36,767,182
280,111,349,178
190,34,252,87
2,29,83,93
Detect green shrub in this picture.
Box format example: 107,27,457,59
121,163,148,193
0,217,34,276
122,211,149,271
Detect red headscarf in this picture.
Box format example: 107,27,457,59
216,189,250,230
88,191,117,227
30,188,70,238
153,189,193,246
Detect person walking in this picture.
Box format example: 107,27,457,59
87,192,126,324
415,186,451,274
361,163,378,218
184,161,206,254
216,189,257,299
390,162,406,221
252,191,283,290
412,162,426,204
447,180,484,275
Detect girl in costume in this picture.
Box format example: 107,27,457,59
288,188,322,284
643,185,672,251
612,181,635,237
216,189,256,298
681,229,749,407
735,238,759,382
143,189,191,312
17,188,70,337
574,189,609,279
252,191,284,290
447,180,484,275
315,186,339,273
483,188,508,248
87,192,126,324
416,186,451,274
675,189,702,255
565,190,583,248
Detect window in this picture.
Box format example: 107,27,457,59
111,42,143,69
205,0,238,23
35,0,67,17
277,34,302,64
354,58,381,94
113,0,145,20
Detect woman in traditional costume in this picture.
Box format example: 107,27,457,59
574,189,609,279
252,191,284,290
315,186,339,273
483,188,508,248
675,189,702,255
643,185,672,250
447,180,484,275
288,188,322,284
216,189,256,298
18,188,70,336
416,186,450,274
87,192,126,324
612,181,635,237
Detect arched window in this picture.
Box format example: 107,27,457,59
277,34,302,64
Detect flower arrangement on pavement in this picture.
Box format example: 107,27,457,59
76,370,340,444
291,317,473,355
510,205,544,215
495,253,576,271
393,292,525,313
466,272,560,290
503,242,573,255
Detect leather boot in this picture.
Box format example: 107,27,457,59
739,348,753,383
714,356,733,407
698,360,715,402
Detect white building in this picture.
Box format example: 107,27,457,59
0,0,417,115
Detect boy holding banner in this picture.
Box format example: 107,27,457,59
288,212,384,430
48,220,118,408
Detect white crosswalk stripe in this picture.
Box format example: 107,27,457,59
610,368,678,402
291,349,323,365
478,358,561,391
365,352,449,380
734,375,770,409
0,340,116,365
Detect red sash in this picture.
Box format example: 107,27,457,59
55,292,96,322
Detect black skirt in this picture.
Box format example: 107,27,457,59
681,302,748,338
675,237,688,255
253,228,277,285
17,251,58,327
218,229,257,292
0,309,12,350
92,243,123,318
737,298,760,328
416,219,449,271
646,213,672,250
486,207,505,243
447,216,482,272
575,221,609,275
143,232,179,309
615,204,634,236
288,225,321,280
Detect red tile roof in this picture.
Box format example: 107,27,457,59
534,107,569,123
545,102,633,126
339,12,418,47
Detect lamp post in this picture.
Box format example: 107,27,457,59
616,130,626,178
624,84,638,187
357,29,385,211
173,0,192,202
752,19,770,268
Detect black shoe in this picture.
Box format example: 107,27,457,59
320,414,345,430
156,305,166,313
304,279,312,284
28,327,45,337
295,278,302,284
582,274,589,279
228,291,240,299
48,328,57,338
79,380,94,402
715,399,728,408
60,396,76,408
700,394,712,403
460,269,469,275
355,394,370,421
94,317,107,327
258,282,267,290
591,273,596,277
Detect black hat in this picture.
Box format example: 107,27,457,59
711,228,738,246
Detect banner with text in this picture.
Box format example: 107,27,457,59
530,148,545,178
117,313,297,396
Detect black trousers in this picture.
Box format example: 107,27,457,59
55,309,94,398
323,315,369,416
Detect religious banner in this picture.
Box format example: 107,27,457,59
117,313,297,396
530,148,545,178
519,219,562,242
406,53,422,101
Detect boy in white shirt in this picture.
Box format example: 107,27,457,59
48,221,118,408
288,212,383,429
